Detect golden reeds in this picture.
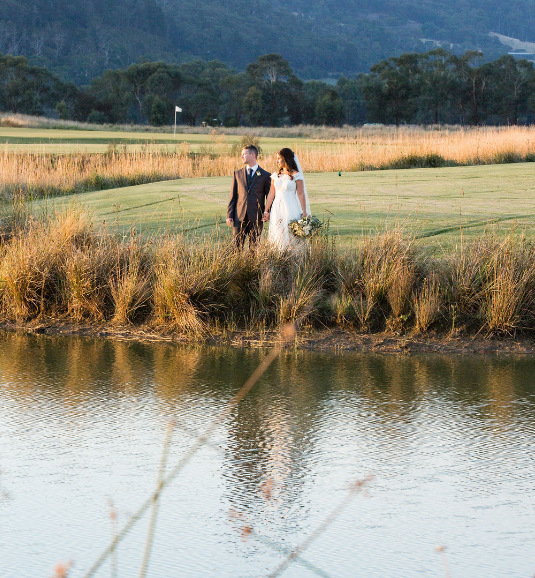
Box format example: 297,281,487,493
2,125,535,200
2,210,535,336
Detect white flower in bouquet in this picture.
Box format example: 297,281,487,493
288,215,324,238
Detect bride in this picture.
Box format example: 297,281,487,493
262,148,311,250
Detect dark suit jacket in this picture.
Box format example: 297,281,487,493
227,166,271,224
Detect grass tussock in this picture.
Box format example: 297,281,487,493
4,125,535,200
479,237,535,334
152,239,236,334
0,210,94,319
109,240,153,325
2,210,535,337
412,274,442,333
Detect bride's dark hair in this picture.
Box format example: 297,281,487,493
277,148,299,179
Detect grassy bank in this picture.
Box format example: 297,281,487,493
1,210,534,338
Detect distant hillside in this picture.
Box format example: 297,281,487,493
489,32,535,56
1,0,534,82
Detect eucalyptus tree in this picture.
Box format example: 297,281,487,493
0,53,72,115
218,71,249,126
418,48,456,124
88,60,182,124
315,88,345,126
176,60,230,125
361,53,421,125
301,80,331,124
336,76,367,125
449,50,489,125
483,55,535,124
245,53,301,126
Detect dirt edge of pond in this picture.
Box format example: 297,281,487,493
2,320,535,355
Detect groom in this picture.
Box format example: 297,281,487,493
226,145,271,249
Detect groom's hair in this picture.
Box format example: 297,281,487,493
242,145,258,157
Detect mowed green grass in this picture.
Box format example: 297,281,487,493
43,162,535,249
0,126,332,154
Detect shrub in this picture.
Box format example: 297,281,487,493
386,153,448,169
493,151,522,164
230,135,263,157
86,110,108,124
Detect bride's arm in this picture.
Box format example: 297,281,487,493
262,182,276,221
296,180,307,218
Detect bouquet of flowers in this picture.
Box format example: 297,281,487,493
288,215,324,238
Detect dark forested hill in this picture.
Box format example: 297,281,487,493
1,0,534,82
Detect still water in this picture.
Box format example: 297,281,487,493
1,332,534,578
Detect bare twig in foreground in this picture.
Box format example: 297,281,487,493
138,420,175,578
229,510,334,578
108,500,117,578
265,475,374,578
83,324,295,578
436,545,452,578
174,421,334,578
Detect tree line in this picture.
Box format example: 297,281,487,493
362,49,535,126
2,49,535,127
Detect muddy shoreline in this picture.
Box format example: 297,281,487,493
2,320,535,355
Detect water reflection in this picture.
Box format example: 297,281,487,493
2,332,533,417
1,332,535,577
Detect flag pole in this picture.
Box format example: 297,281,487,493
174,106,182,138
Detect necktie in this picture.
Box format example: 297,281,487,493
247,168,252,185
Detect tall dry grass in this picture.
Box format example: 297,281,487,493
2,210,535,336
2,125,535,200
293,125,535,172
0,145,239,200
412,274,442,333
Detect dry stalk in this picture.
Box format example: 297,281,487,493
412,274,442,332
228,509,333,578
387,261,415,318
351,293,376,331
278,267,322,326
108,500,118,578
83,326,295,578
63,245,111,321
138,421,175,578
110,241,153,324
436,545,452,578
265,475,374,578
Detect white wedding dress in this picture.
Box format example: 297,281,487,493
267,172,306,250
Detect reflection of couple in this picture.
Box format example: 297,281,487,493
226,145,311,250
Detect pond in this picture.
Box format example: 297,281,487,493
1,332,534,578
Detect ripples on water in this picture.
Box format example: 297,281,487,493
1,332,534,577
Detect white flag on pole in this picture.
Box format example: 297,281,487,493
175,106,182,112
